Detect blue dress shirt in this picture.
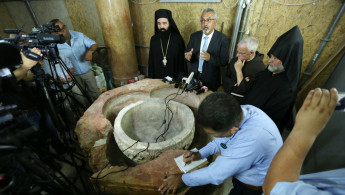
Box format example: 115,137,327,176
182,105,283,187
271,168,345,195
57,30,96,75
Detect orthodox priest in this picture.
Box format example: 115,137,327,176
240,26,304,132
148,9,187,79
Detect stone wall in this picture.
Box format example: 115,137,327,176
1,0,344,105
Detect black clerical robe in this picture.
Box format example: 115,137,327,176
148,33,187,79
240,69,294,131
222,51,265,94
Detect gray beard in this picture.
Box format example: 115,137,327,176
202,29,210,35
268,63,285,73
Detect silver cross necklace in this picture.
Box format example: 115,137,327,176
160,33,171,67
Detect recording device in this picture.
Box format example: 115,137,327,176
172,72,206,94
0,22,65,60
196,86,208,95
185,78,202,92
185,72,194,86
162,76,173,83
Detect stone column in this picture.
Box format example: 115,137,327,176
94,0,139,86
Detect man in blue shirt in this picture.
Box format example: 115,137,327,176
50,19,100,102
263,88,344,195
159,92,283,195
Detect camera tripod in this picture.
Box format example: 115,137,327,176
27,56,96,194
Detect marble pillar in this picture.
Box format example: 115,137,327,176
94,0,139,86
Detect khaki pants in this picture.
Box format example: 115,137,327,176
74,69,101,102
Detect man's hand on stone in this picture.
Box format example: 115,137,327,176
159,173,185,194
185,48,193,61
200,50,210,61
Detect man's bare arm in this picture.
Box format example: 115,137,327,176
263,88,338,194
13,48,42,81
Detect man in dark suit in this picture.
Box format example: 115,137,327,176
185,8,229,91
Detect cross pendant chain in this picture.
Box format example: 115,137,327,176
162,57,167,66
160,34,171,67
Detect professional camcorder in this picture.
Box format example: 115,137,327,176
0,22,65,60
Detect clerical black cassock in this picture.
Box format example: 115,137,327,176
148,9,187,79
240,26,304,131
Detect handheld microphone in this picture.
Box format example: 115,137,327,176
183,72,194,91
185,72,194,85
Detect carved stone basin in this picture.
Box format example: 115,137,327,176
114,98,195,163
74,79,213,194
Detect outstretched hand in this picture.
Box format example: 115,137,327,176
294,88,338,137
200,50,210,61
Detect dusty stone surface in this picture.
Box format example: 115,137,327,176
75,79,212,193
90,149,193,195
114,98,195,163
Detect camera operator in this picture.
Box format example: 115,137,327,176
0,43,42,121
50,19,101,102
0,43,65,156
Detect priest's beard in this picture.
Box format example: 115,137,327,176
268,63,285,73
158,27,171,39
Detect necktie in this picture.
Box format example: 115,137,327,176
198,36,209,72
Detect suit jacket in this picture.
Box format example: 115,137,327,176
186,30,229,91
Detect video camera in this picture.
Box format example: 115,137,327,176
0,22,65,60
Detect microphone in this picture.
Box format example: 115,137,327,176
185,72,194,85
183,72,194,91
186,78,201,92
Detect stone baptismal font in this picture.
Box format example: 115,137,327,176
75,79,220,194
114,98,195,164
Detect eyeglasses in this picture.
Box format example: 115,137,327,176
200,19,216,23
237,51,248,55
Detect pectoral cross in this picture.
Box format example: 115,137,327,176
162,57,167,66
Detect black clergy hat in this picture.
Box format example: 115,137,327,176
154,9,182,37
267,25,304,90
